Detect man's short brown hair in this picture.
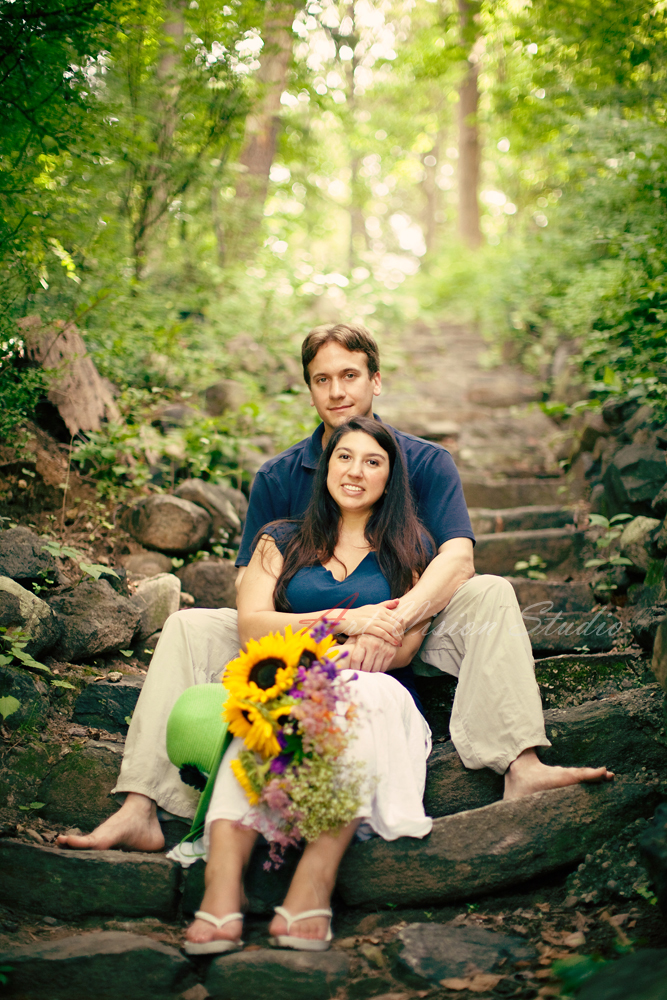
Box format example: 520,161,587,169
301,323,380,385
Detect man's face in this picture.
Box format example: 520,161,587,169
307,341,382,443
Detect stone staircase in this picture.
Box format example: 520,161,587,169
1,323,665,999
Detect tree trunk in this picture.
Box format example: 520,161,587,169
457,0,481,249
229,0,298,257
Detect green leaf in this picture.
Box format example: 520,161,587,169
585,558,608,568
609,556,633,566
0,654,14,666
12,650,51,673
588,514,611,528
514,560,529,571
0,695,21,720
50,679,76,690
119,649,133,657
610,513,634,523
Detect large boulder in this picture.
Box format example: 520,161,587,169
176,559,236,609
578,949,667,1000
40,738,125,823
128,573,180,639
48,580,140,661
0,576,61,656
0,527,57,582
72,678,144,735
603,438,667,516
175,478,242,539
639,803,667,919
396,923,536,985
651,618,667,692
120,495,211,554
121,551,173,578
619,515,662,573
204,949,350,1000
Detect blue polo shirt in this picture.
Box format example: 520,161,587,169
236,418,475,566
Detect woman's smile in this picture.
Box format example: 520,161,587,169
327,430,390,512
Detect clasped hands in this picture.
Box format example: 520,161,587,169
334,599,413,673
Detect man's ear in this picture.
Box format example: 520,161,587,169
372,371,382,397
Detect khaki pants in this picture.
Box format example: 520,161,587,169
113,574,549,819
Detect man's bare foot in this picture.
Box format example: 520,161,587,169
504,748,614,801
56,793,165,852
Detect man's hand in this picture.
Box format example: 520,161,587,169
341,633,396,673
337,599,404,646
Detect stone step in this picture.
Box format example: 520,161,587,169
0,930,351,1000
461,476,564,509
473,527,585,577
337,776,663,908
469,505,574,535
506,578,594,614
424,685,666,817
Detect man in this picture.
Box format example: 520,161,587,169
57,323,611,853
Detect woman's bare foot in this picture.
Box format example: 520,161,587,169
504,748,614,801
185,820,255,948
268,907,331,942
56,793,165,852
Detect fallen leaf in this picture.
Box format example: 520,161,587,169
542,930,566,946
574,911,589,932
609,913,629,927
535,969,555,980
536,903,551,913
563,931,586,948
440,978,471,991
469,974,503,992
537,988,560,998
511,924,528,935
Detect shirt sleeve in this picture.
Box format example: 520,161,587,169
414,447,476,550
235,471,290,566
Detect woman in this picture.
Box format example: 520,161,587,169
184,417,435,954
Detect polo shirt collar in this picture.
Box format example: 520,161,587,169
302,414,386,471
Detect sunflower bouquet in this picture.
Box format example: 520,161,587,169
222,621,363,865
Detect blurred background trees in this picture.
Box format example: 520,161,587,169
2,0,667,493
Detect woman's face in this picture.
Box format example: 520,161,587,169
326,430,391,514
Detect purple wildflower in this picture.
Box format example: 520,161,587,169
310,619,336,642
269,754,291,774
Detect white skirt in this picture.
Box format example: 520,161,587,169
204,669,433,853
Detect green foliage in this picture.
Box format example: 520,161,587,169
41,541,119,581
0,695,21,721
552,954,608,996
0,357,47,443
0,627,50,675
513,553,548,580
584,514,634,580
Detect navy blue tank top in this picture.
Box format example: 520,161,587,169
266,526,423,713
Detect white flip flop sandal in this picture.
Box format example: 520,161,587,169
183,910,244,955
268,905,333,952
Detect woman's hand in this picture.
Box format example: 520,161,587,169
335,599,404,647
339,634,398,673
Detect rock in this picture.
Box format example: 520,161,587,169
565,815,657,907
72,678,143,734
591,565,631,602
176,559,236,609
0,527,57,582
468,506,573,535
121,496,211,555
577,949,667,1000
639,803,667,918
0,576,61,655
603,440,667,516
40,739,123,827
620,516,662,573
204,378,249,416
601,397,641,429
396,923,535,984
129,573,180,639
121,551,174,578
529,609,622,652
0,841,180,919
337,777,661,908
98,566,129,596
652,619,667,692
505,579,594,613
48,580,140,661
473,528,585,577
212,480,248,521
630,604,667,650
153,402,197,430
0,931,192,1000
0,741,51,809
460,476,563,509
466,373,542,407
0,664,50,730
424,686,666,818
175,478,242,538
204,948,350,1000
652,483,667,517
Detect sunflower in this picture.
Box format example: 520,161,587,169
286,625,340,670
223,631,300,703
231,758,260,805
225,698,282,758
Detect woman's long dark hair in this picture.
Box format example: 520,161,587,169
262,417,433,611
